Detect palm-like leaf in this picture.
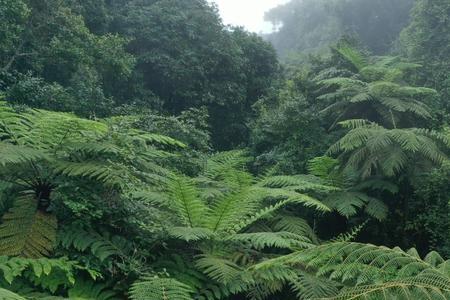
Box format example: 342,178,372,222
328,120,448,178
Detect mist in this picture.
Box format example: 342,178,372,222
264,0,415,58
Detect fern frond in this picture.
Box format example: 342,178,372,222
0,143,48,166
228,198,294,234
25,110,107,149
67,279,118,300
166,175,208,228
195,255,243,284
324,274,450,300
0,102,33,144
166,227,214,242
126,130,186,148
284,242,449,287
0,288,26,299
58,226,130,262
289,270,339,300
0,194,57,258
204,150,250,180
129,277,194,300
331,222,367,243
272,216,319,244
257,175,337,193
52,161,130,188
231,232,314,250
207,187,264,233
333,43,368,71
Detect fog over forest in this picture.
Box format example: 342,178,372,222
1,0,450,299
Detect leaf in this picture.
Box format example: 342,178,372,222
0,194,57,258
130,277,194,300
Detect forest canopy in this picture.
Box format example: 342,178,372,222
0,0,450,299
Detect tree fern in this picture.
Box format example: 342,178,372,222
0,102,181,263
317,46,437,129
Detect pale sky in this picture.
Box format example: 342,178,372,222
209,0,289,33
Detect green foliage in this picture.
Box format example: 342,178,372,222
251,72,333,174
67,279,118,300
0,194,57,258
0,288,25,300
328,120,449,178
130,277,194,300
58,226,131,262
2,2,450,300
0,256,80,289
317,45,437,129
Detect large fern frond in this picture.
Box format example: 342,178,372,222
58,226,130,262
230,232,314,251
0,143,48,166
0,288,26,299
129,277,194,300
324,273,450,300
195,255,244,285
0,194,57,258
328,121,448,178
166,175,208,228
67,279,118,300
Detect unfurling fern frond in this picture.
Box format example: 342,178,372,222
0,194,57,258
129,277,194,300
